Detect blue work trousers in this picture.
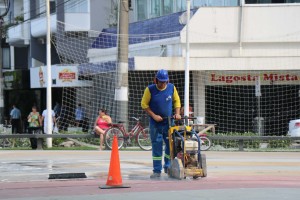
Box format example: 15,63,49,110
150,123,170,173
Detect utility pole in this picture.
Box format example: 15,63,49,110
116,0,129,127
0,16,4,124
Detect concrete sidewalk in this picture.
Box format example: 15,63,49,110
1,178,300,200
0,151,300,200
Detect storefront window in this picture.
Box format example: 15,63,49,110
176,0,186,12
245,0,300,3
193,0,239,6
149,0,174,17
163,0,173,15
135,0,243,21
2,48,10,69
35,0,45,17
34,0,56,17
150,0,161,18
135,0,300,21
136,0,148,20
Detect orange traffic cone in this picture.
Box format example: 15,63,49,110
100,135,130,189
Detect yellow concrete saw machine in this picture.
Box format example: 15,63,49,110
167,117,207,180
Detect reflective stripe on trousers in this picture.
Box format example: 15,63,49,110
150,123,170,173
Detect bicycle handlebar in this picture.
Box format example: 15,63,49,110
131,117,139,121
164,116,197,128
163,116,197,120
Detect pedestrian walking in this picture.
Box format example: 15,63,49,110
27,106,42,149
41,109,56,134
10,105,21,134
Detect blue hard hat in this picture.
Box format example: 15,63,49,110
156,69,169,82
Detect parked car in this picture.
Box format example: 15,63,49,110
287,119,300,137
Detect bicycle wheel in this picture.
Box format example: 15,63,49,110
137,128,152,151
200,136,211,151
0,138,11,148
105,127,124,150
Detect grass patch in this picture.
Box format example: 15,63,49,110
44,146,98,150
0,146,98,150
0,147,32,150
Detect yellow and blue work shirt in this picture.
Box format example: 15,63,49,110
141,83,181,125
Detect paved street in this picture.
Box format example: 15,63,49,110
0,150,300,200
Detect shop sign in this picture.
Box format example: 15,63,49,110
59,69,76,82
30,65,92,88
209,72,300,85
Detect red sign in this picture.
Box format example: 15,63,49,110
211,73,299,84
59,69,76,82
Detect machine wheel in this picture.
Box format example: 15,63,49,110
137,128,152,151
105,127,124,150
200,154,207,177
169,158,184,180
200,136,211,151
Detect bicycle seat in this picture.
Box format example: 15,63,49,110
117,121,125,124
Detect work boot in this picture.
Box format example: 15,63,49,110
150,173,161,179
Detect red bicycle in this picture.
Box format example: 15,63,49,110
104,117,151,151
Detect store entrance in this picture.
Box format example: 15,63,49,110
206,85,300,135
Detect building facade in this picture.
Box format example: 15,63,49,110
2,0,300,134
2,0,114,124
88,1,300,135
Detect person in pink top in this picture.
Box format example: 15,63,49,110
94,108,112,150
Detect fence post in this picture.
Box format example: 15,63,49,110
238,139,244,151
37,138,43,150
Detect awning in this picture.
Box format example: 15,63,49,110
78,58,135,76
90,9,197,49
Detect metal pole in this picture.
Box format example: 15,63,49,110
116,0,129,128
46,0,52,147
255,74,261,136
258,95,261,135
0,0,10,124
184,0,190,121
239,0,244,56
0,18,4,124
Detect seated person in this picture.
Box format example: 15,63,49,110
94,108,112,150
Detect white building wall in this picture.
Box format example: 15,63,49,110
88,37,181,63
132,5,300,71
180,5,300,59
181,5,300,44
89,5,300,70
133,5,300,122
242,5,300,43
90,0,112,32
181,6,240,44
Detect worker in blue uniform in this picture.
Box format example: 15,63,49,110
141,69,181,178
